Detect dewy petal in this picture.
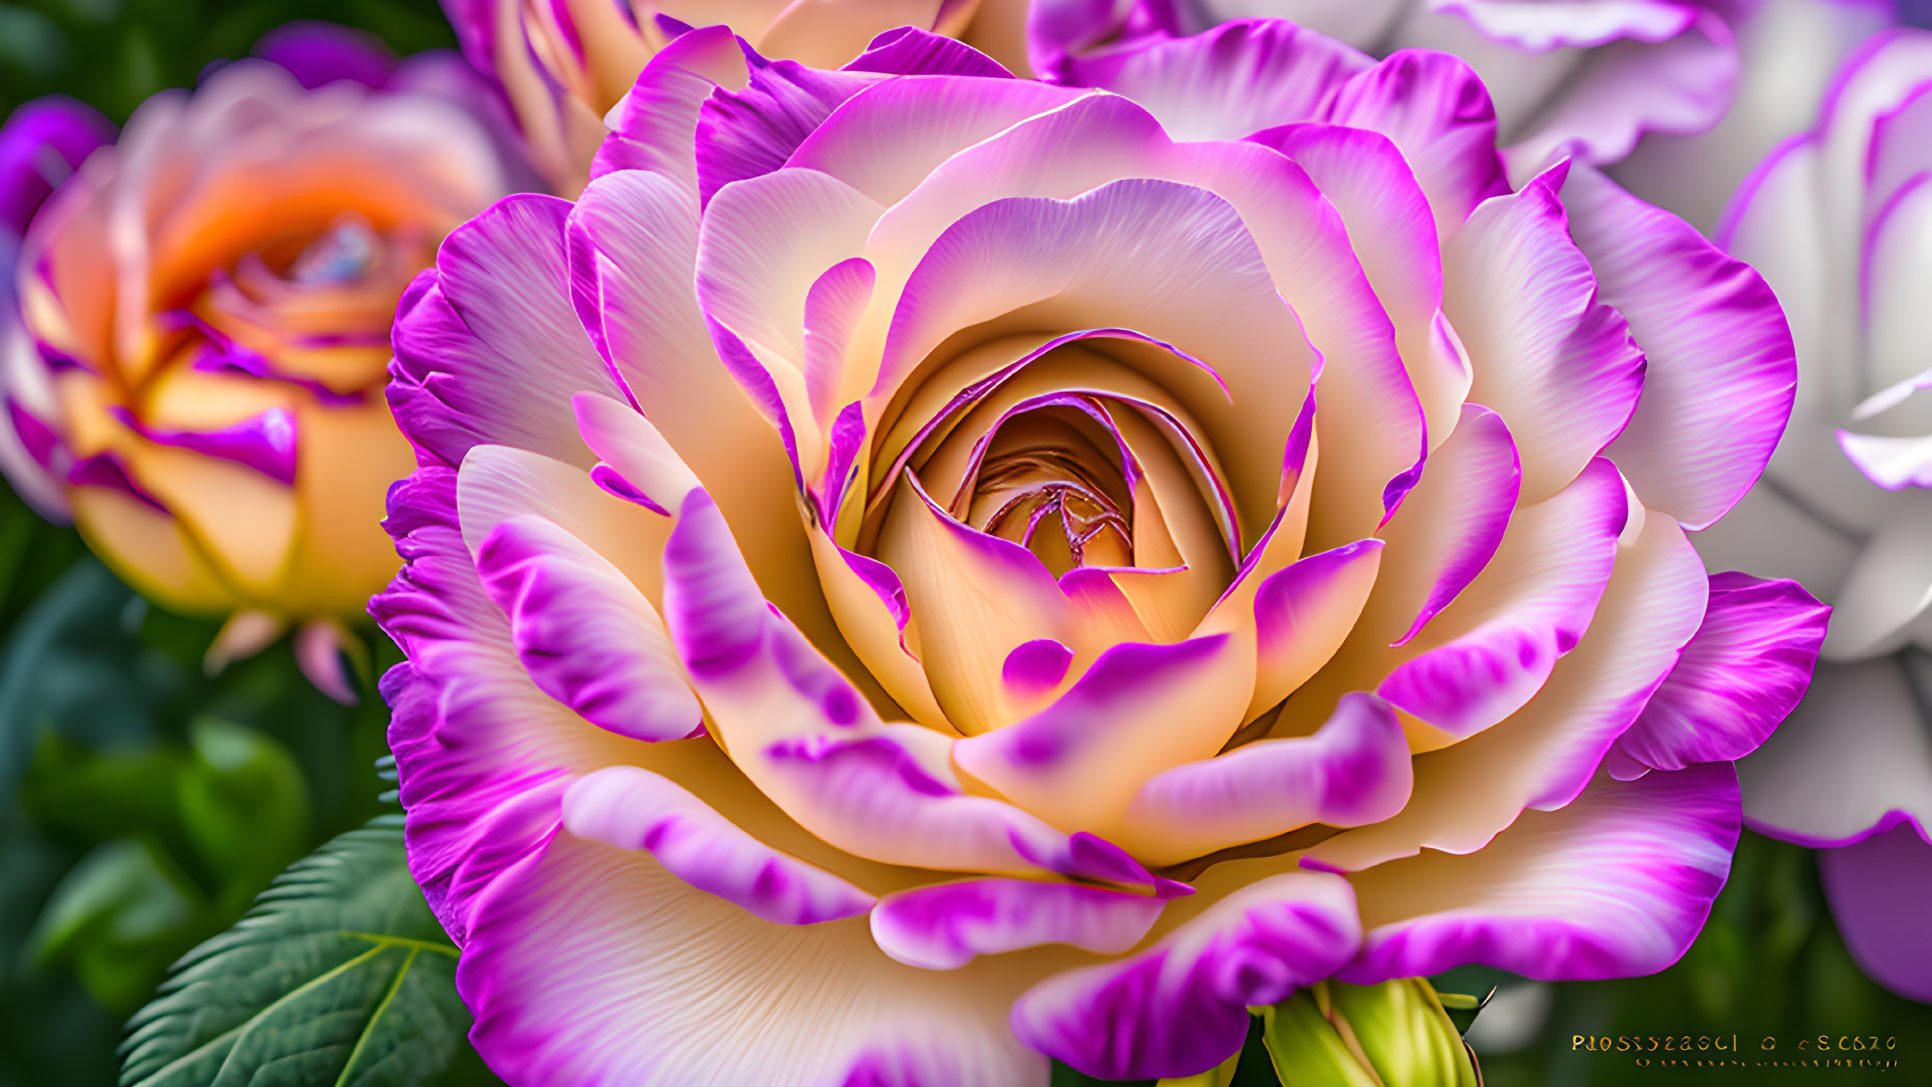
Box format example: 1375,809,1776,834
1819,823,1932,1002
1010,872,1361,1082
389,195,618,470
1048,19,1372,142
460,833,1054,1087
1119,692,1413,867
475,515,703,743
1446,164,1644,504
1318,50,1511,238
1341,762,1740,983
1739,655,1932,848
870,878,1167,970
1562,162,1797,531
1611,572,1828,776
561,764,876,925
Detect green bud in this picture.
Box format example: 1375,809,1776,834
1261,979,1482,1087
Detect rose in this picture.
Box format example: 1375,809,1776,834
1611,0,1892,230
1034,0,1890,213
0,24,517,698
375,21,1825,1084
0,97,113,516
443,0,1032,194
1698,26,1932,1004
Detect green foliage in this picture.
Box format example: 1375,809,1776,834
176,717,313,911
120,816,476,1087
0,0,459,122
25,839,204,1013
0,520,402,1082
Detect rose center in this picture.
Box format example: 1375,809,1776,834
943,403,1136,576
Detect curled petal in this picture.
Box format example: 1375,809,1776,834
1373,403,1521,647
1739,656,1932,848
475,515,702,743
593,25,749,191
1047,18,1372,141
1011,872,1361,1081
1564,162,1797,530
1342,762,1740,983
562,764,875,925
1447,164,1644,503
1319,50,1511,237
663,488,1152,886
870,878,1167,970
952,635,1250,836
390,196,618,469
1612,572,1828,775
1377,459,1627,741
1118,692,1414,866
1243,539,1387,720
695,55,878,206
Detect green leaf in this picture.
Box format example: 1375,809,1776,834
176,717,311,902
23,838,206,1014
0,560,168,793
25,839,200,966
120,816,471,1087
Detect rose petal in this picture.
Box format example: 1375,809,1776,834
1447,164,1644,503
870,877,1166,970
390,195,618,469
475,515,702,742
1611,572,1828,775
1119,691,1414,866
1819,823,1932,1002
562,764,876,924
1341,762,1739,982
460,833,1053,1086
1011,871,1361,1082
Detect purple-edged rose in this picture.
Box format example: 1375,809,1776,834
375,21,1826,1085
1700,26,1932,1004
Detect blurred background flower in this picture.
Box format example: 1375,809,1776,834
440,0,1034,193
0,22,522,700
1696,25,1932,1008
